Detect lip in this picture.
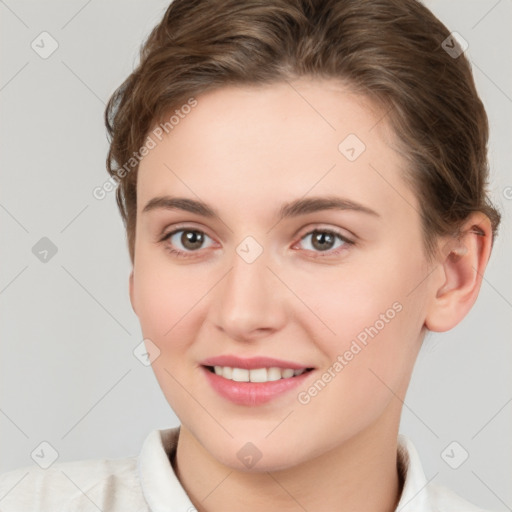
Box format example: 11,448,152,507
200,355,312,370
200,357,315,406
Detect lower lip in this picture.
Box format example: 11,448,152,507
201,366,313,406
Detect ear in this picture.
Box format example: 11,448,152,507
424,212,493,332
129,270,138,316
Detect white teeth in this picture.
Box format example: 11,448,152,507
249,368,267,382
266,367,282,381
232,368,250,382
210,365,308,382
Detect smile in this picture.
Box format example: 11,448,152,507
201,364,315,406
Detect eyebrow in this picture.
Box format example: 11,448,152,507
142,195,380,220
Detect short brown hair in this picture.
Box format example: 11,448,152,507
105,0,501,264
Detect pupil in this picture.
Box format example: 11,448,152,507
312,231,334,251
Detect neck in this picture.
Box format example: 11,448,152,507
172,407,403,512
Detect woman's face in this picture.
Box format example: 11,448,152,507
130,79,435,470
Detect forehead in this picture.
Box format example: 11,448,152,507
136,79,418,223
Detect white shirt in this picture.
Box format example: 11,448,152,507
0,427,493,511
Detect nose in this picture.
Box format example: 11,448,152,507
210,248,287,343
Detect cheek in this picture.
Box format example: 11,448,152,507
132,260,207,412
292,248,425,383
289,260,410,345
293,278,420,436
132,253,206,349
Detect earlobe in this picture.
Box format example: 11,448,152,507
129,270,137,316
424,213,493,332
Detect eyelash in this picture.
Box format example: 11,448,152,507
159,226,355,259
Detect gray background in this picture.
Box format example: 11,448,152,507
1,0,511,509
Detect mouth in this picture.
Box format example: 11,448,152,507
200,357,316,406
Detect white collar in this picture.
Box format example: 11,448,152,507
138,427,192,512
395,433,433,511
137,427,473,512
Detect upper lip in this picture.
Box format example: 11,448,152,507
201,355,313,370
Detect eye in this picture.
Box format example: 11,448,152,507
295,228,353,257
160,226,354,259
161,228,216,257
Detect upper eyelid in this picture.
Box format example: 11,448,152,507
298,226,353,240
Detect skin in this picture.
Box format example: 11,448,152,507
129,78,492,512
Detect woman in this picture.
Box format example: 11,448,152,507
0,0,502,510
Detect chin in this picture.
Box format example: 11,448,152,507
200,434,309,473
